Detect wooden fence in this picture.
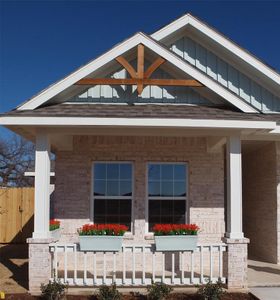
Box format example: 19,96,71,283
0,187,34,243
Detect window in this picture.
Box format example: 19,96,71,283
93,163,132,230
148,163,187,231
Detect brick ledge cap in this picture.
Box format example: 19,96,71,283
27,237,57,244
222,237,250,244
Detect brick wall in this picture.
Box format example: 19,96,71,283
243,142,279,263
276,142,280,263
54,136,225,243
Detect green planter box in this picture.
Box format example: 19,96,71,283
79,235,123,252
154,235,198,251
50,228,61,240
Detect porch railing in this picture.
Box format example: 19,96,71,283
49,243,227,286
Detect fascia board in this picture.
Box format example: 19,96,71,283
151,14,280,86
17,32,257,113
0,116,276,130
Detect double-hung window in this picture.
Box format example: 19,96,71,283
93,162,133,230
148,163,187,231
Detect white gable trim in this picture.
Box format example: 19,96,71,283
151,14,280,86
17,32,257,113
0,116,276,130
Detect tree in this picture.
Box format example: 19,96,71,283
0,134,35,187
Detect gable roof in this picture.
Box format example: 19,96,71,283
151,13,280,86
4,103,264,120
16,32,257,113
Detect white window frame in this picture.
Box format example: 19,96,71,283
91,161,134,233
145,162,189,233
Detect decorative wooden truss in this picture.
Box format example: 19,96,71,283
75,44,204,95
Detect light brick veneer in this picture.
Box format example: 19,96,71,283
223,238,249,289
53,136,225,243
243,142,279,263
27,238,56,294
276,142,280,264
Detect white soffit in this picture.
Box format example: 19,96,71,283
16,33,257,113
151,14,280,86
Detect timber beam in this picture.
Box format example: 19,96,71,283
74,44,204,94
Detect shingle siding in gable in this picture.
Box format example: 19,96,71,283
171,37,280,112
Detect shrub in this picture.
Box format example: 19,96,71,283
40,279,67,300
96,284,122,300
197,278,225,300
147,282,173,300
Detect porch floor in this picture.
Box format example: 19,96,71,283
248,259,280,287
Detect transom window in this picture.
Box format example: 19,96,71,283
148,163,187,231
93,163,132,230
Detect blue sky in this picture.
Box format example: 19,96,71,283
0,0,280,136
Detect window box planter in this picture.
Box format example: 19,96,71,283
50,228,61,240
49,219,60,240
78,224,128,252
79,235,123,251
154,235,198,251
152,224,199,252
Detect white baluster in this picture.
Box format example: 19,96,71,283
191,251,194,284
132,246,135,285
122,247,126,284
180,252,184,284
54,245,58,280
74,244,77,285
200,246,204,284
171,253,175,284
64,245,68,283
152,251,155,282
93,252,97,285
219,245,223,279
162,252,165,283
210,246,213,281
103,252,106,284
113,252,116,283
142,246,146,284
83,252,87,285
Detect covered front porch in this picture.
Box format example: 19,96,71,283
17,113,271,294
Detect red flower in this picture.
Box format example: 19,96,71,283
152,224,199,236
78,224,128,236
49,219,60,231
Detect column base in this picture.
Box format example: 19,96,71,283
225,232,244,239
222,237,250,290
27,237,56,295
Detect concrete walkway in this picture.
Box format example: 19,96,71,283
248,259,280,287
250,288,280,300
248,259,280,300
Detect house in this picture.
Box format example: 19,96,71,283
1,13,280,294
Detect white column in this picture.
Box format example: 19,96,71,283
32,131,51,238
226,135,244,239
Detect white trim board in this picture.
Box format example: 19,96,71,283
24,171,55,177
0,116,276,130
151,14,280,86
16,32,257,113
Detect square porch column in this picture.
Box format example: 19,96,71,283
224,135,249,290
226,135,243,239
27,131,55,294
33,131,51,238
